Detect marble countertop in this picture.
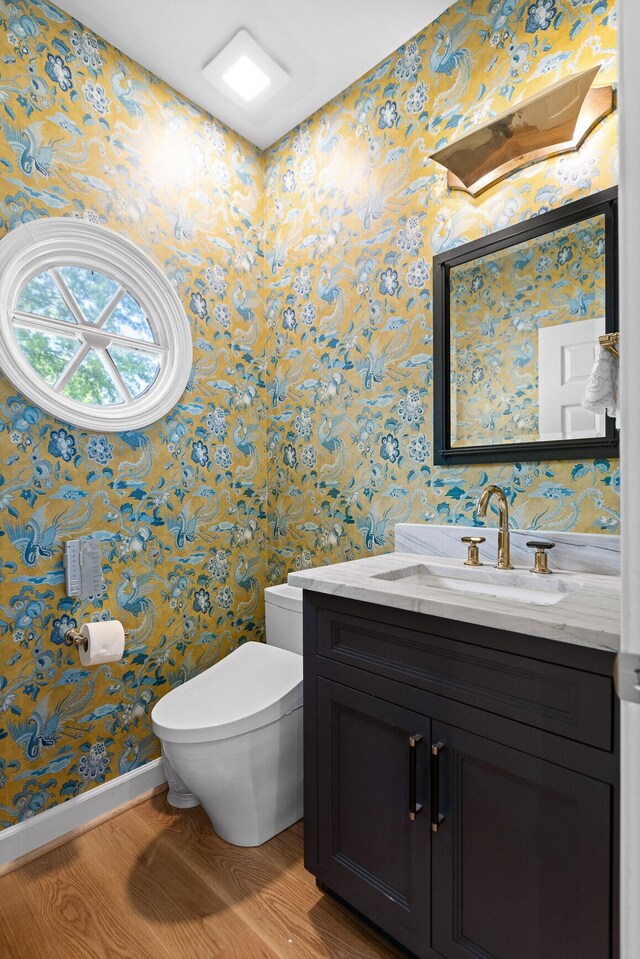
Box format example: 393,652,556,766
288,551,621,652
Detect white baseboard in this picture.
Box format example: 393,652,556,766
0,758,166,870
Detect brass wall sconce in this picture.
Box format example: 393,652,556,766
430,66,614,198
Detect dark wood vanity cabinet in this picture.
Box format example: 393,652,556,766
316,679,432,954
430,722,612,959
303,592,619,959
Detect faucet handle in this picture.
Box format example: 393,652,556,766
526,540,555,575
461,535,486,567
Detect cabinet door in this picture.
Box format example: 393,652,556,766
316,678,431,957
431,722,612,959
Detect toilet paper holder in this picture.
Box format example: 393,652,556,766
65,626,130,652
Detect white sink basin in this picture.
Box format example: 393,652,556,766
371,562,581,607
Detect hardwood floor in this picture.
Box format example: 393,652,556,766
0,793,404,958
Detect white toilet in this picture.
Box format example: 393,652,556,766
151,583,303,847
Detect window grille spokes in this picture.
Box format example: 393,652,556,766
54,341,91,393
50,268,86,326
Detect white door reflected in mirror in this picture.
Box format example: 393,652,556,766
538,316,607,441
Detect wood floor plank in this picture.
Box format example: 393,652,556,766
0,830,174,959
0,795,404,959
77,806,279,959
131,796,404,959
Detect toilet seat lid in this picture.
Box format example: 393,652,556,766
151,642,303,744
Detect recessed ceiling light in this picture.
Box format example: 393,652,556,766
203,29,289,110
222,55,270,101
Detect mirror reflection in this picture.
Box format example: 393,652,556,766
450,215,607,448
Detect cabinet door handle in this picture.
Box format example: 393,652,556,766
430,741,445,833
409,734,423,821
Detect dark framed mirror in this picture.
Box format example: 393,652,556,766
433,187,618,465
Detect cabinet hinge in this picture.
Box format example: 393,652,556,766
614,652,640,703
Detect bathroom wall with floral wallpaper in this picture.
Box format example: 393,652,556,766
0,0,267,827
0,0,620,831
263,0,619,585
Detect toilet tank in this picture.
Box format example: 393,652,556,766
265,584,303,655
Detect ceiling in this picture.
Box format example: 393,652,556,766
56,0,453,150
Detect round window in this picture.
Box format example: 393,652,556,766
0,218,192,431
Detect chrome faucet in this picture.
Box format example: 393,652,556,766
476,485,513,570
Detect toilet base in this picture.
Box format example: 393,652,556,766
167,788,201,809
162,706,303,847
161,745,200,809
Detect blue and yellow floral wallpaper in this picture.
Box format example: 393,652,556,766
450,216,606,445
0,0,619,830
263,0,619,585
0,0,267,827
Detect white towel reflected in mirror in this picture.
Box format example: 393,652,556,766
582,345,620,429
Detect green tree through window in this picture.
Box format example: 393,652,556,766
13,267,161,406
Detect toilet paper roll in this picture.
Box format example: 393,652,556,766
78,620,125,666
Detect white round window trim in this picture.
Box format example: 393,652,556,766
0,218,193,432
